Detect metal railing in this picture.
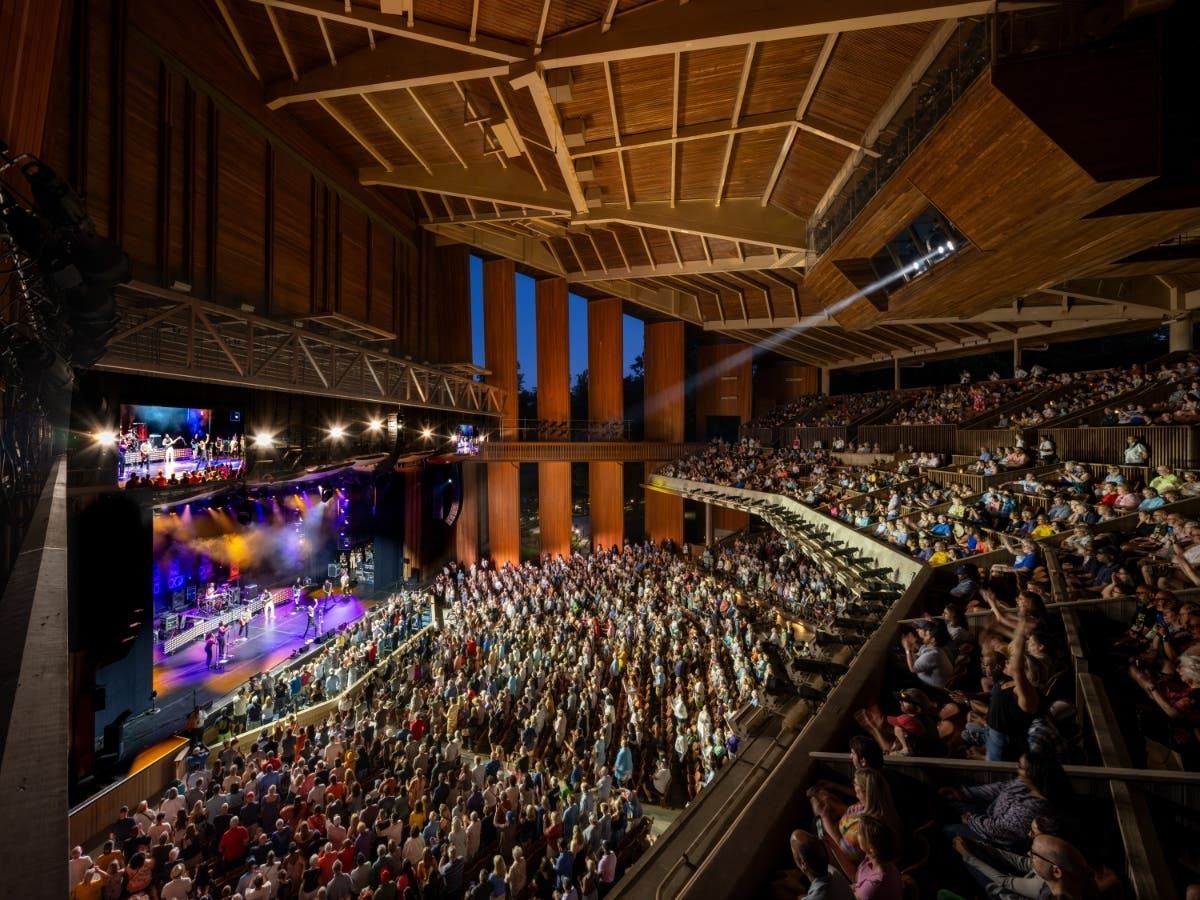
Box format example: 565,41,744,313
808,17,991,255
497,418,634,441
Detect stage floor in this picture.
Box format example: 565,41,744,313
151,593,377,721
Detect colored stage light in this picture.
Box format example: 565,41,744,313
95,430,117,447
253,432,274,449
329,425,346,439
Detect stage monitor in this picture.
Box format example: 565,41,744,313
454,423,479,455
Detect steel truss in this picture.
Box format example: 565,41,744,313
98,284,504,416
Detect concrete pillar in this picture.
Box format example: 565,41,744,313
893,357,901,391
705,503,715,547
1013,339,1022,376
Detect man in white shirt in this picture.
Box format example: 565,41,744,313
68,847,94,888
161,864,194,900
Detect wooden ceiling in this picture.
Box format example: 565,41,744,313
211,0,1200,368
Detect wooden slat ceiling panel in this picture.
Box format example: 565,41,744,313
679,45,749,128
724,129,789,199
806,22,935,138
264,9,335,74
287,100,377,167
550,236,582,273
737,278,772,319
568,233,603,272
416,83,490,159
585,154,628,206
334,94,420,166
590,228,623,270
742,242,774,257
558,64,614,144
610,55,676,136
644,228,678,266
707,238,740,261
764,283,797,319
224,2,293,81
363,88,465,166
770,129,855,217
672,233,705,264
610,224,651,268
624,144,672,204
678,137,727,201
742,36,827,118
323,17,374,61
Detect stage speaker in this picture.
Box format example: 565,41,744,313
171,590,187,611
93,685,107,711
103,709,132,760
327,563,340,578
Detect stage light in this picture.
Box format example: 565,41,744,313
329,425,345,439
945,240,955,252
368,418,382,431
95,429,117,447
421,427,433,440
253,432,274,449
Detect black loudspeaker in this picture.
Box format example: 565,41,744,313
103,709,132,759
93,686,107,711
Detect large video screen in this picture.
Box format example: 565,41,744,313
117,404,244,486
454,423,480,455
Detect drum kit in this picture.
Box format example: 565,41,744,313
199,582,240,613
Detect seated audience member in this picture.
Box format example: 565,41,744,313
852,816,903,900
951,818,1099,900
900,620,953,690
809,768,903,877
939,752,1071,851
773,830,856,900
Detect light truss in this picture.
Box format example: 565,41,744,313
99,284,505,416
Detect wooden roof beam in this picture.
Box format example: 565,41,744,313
317,98,392,169
562,252,794,282
535,0,990,68
247,0,525,61
573,199,807,251
265,40,510,108
423,222,564,274
571,108,874,159
214,0,262,81
362,164,573,213
510,69,591,214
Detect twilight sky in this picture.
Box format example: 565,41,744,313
470,255,644,389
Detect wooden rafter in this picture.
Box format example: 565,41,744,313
362,93,432,174
510,69,590,214
407,86,468,167
317,17,338,67
487,77,548,188
264,4,300,81
214,0,261,80
317,98,392,169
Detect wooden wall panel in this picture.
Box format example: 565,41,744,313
420,241,471,365
487,462,520,566
713,505,749,533
645,476,684,546
215,113,267,306
338,203,368,321
0,0,69,158
536,278,570,423
51,0,434,357
754,363,819,416
120,40,161,282
695,343,753,438
538,462,572,557
271,153,313,315
484,258,519,429
588,297,624,424
370,227,394,334
589,461,624,551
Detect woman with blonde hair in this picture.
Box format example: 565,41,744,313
507,845,527,896
811,768,902,877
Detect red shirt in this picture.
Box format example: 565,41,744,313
219,824,249,862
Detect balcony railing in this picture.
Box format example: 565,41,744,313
497,418,634,442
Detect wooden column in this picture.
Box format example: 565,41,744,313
402,466,424,579
484,259,519,563
644,321,685,545
588,297,624,550
696,342,752,531
536,277,572,557
454,463,480,566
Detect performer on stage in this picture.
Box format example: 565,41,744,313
117,432,128,480
139,437,152,472
204,632,215,670
237,609,250,642
162,433,183,467
301,602,317,641
216,622,228,664
292,578,303,614
323,577,334,610
339,566,350,597
261,588,275,623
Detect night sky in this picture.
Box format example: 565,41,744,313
470,255,644,388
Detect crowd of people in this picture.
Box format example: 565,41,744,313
72,542,810,900
883,380,1042,427
125,463,242,491
658,439,830,502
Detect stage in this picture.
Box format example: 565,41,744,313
118,450,243,487
148,591,379,735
